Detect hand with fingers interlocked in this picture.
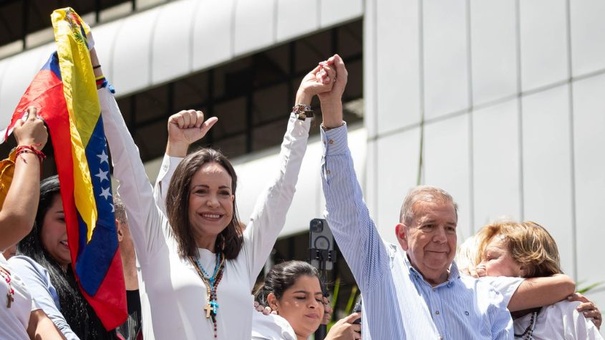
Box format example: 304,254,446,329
295,57,336,107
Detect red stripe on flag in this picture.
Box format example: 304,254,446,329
28,54,127,330
80,251,127,330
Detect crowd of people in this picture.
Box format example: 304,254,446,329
0,33,603,340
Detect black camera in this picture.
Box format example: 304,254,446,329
310,218,324,232
309,218,335,271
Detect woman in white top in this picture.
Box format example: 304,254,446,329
473,221,602,339
252,260,361,340
253,261,324,340
92,45,338,339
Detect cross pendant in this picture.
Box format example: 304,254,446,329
6,293,13,308
204,303,212,318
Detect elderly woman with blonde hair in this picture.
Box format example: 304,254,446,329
460,221,602,339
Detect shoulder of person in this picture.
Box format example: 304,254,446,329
252,311,296,340
8,256,54,287
8,255,47,274
458,273,507,298
478,275,523,290
547,299,582,314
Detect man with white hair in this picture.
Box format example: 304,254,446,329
316,54,512,339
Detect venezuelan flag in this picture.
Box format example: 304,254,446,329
1,8,127,330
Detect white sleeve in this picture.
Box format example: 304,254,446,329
559,301,604,340
99,87,168,264
153,155,183,215
241,114,310,287
479,276,524,307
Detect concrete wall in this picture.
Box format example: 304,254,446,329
364,0,605,334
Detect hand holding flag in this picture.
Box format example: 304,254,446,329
0,7,127,330
12,107,48,150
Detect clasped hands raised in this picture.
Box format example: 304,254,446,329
166,54,348,151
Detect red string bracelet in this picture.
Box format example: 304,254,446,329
15,145,46,163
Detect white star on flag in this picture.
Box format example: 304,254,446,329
95,168,109,182
97,150,109,164
99,187,112,200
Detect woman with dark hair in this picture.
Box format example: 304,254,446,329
252,261,361,340
11,175,117,339
253,261,325,340
165,147,243,260
93,44,337,339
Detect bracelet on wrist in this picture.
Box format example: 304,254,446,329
292,103,314,121
96,76,107,89
14,145,46,163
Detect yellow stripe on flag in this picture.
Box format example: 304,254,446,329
52,8,100,241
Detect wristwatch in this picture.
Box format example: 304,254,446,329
292,104,314,121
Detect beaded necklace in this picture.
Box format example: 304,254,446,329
514,311,537,339
0,266,14,308
189,252,225,339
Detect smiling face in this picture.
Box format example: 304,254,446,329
271,275,324,339
40,194,71,269
188,162,234,251
479,236,524,277
397,200,457,285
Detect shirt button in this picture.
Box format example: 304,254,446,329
326,170,331,175
435,311,440,315
328,139,334,144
